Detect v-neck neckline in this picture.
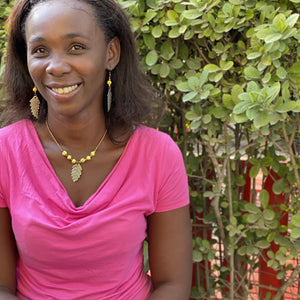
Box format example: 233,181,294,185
26,120,137,211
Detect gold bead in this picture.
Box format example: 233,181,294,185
62,151,68,156
71,159,77,164
90,151,95,157
80,158,86,163
33,87,37,93
86,156,91,160
107,80,112,86
67,155,72,160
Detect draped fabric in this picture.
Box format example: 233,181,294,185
0,120,189,299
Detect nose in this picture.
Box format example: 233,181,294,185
46,54,72,77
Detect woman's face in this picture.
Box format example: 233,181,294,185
25,0,119,118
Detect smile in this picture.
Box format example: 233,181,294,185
51,84,79,95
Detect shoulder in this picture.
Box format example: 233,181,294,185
0,119,30,137
0,119,31,149
133,125,175,147
131,125,183,162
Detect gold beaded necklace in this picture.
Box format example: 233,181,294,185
45,119,107,182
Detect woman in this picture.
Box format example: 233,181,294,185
0,0,192,299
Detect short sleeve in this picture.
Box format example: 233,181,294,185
155,137,189,212
0,142,8,207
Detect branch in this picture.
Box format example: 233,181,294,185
193,41,211,64
202,140,226,243
273,264,300,300
282,121,300,189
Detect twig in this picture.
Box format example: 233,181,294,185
273,264,300,300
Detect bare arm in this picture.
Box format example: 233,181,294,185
147,205,192,300
0,208,19,300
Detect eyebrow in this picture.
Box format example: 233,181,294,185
28,33,90,44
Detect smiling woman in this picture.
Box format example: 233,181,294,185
0,0,192,299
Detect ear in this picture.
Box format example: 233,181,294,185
106,37,120,71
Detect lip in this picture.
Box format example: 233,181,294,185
47,83,82,99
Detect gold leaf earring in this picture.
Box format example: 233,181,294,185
30,87,40,119
107,72,112,112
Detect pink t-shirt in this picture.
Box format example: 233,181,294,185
0,119,189,300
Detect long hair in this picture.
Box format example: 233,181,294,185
1,0,161,141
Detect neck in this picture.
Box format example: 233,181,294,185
46,114,107,151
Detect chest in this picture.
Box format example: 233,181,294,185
44,141,125,207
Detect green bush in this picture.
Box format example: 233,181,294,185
119,0,300,299
0,0,15,110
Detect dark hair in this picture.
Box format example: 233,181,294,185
1,0,161,141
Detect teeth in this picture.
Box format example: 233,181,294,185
52,84,79,94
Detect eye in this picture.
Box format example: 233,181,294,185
32,47,47,55
70,44,86,52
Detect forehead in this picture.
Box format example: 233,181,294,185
25,0,101,39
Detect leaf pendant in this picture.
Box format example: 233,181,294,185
30,95,40,118
71,164,82,182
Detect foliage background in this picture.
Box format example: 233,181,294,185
1,0,300,299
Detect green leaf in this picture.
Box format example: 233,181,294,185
193,250,203,262
143,10,157,25
256,240,271,249
169,27,181,38
237,245,247,256
275,102,298,113
282,81,290,101
290,228,300,240
246,213,260,224
230,216,237,227
231,85,244,104
245,202,260,214
256,28,273,39
204,64,221,73
247,52,262,60
169,59,183,69
185,111,199,120
244,66,261,80
145,50,158,66
222,94,234,109
233,101,252,114
176,81,190,92
152,26,163,38
160,41,175,61
285,14,299,28
190,120,201,130
291,214,300,227
260,189,269,209
202,114,211,124
220,60,233,71
212,107,228,119
199,69,209,87
179,25,187,34
186,58,201,70
265,33,282,43
263,209,275,221
167,10,179,22
178,42,189,60
272,178,288,195
288,62,300,89
249,165,260,179
182,9,202,20
159,63,170,78
254,110,269,128
183,91,198,102
188,77,199,90
143,34,156,50
276,67,287,80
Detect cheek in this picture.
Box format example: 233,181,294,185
27,60,44,81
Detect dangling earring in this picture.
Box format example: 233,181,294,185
30,86,40,119
107,71,112,112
